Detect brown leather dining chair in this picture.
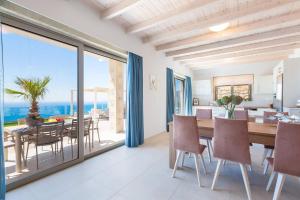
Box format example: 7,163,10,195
211,117,252,200
266,122,300,200
172,115,207,187
196,108,213,163
262,111,289,174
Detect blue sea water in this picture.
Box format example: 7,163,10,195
4,102,108,122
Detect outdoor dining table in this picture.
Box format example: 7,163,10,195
4,117,94,173
168,119,278,169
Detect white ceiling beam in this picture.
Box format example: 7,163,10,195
174,35,300,61
165,25,300,57
126,0,215,33
102,0,141,19
143,0,296,45
188,54,289,69
181,44,300,65
158,11,300,52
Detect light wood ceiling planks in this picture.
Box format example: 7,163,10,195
85,0,300,69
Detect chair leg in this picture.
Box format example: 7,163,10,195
97,129,100,143
209,140,214,152
89,134,91,152
273,173,286,200
211,159,223,190
35,145,39,169
200,154,207,175
261,148,268,165
263,161,269,175
61,140,64,162
172,150,182,178
25,142,30,161
240,164,252,200
70,138,74,159
193,153,201,187
267,171,277,192
206,140,212,163
181,152,185,167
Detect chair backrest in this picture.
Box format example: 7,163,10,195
84,117,92,133
234,110,249,121
36,121,64,139
173,115,202,154
70,118,91,131
263,111,288,124
196,109,212,120
213,117,251,165
273,122,300,176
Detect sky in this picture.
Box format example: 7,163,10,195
2,24,120,104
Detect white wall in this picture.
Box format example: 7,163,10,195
283,58,300,107
192,61,280,107
10,0,192,138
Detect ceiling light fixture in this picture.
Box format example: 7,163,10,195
209,22,230,32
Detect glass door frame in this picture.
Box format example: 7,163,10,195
83,46,126,159
174,76,185,115
0,14,85,190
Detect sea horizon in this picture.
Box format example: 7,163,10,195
4,101,108,122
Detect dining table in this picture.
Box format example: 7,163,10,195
168,119,277,169
4,117,95,173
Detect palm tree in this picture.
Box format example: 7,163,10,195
6,76,51,120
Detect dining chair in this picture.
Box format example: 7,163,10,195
67,118,92,158
265,122,300,200
234,110,249,120
196,108,213,163
31,121,65,169
262,111,288,174
172,115,207,187
211,117,252,200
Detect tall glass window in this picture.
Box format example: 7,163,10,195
83,50,126,155
174,77,185,114
2,24,79,184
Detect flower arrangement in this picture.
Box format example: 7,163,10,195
216,95,244,119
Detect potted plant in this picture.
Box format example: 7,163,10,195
6,76,51,126
216,95,243,119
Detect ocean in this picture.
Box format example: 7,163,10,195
4,102,108,122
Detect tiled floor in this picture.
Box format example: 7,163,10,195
6,133,300,200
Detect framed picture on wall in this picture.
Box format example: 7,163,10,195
193,98,199,106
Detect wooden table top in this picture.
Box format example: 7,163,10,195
197,120,277,136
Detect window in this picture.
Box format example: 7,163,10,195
174,77,185,114
2,24,79,184
83,49,126,155
213,75,253,100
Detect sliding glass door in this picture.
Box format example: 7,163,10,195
174,77,185,114
1,23,80,184
83,49,126,156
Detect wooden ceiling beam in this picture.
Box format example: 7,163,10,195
174,35,300,61
180,44,300,65
126,0,215,33
165,25,300,57
188,54,289,69
126,0,216,34
142,0,296,45
158,10,300,52
102,0,141,19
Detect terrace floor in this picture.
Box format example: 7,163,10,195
6,133,300,200
4,120,125,184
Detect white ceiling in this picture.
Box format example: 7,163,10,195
83,0,300,69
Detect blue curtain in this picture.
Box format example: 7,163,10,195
0,22,5,200
184,76,192,116
125,52,144,147
166,68,174,131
